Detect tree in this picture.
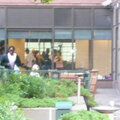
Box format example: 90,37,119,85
33,0,53,3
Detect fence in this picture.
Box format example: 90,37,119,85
0,67,98,93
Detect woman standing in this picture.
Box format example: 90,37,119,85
54,51,64,70
1,46,21,69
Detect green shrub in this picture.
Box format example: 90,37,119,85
54,79,77,97
0,100,29,120
0,73,97,108
19,75,46,98
0,94,68,108
6,74,47,98
41,0,53,3
59,110,110,120
81,87,97,107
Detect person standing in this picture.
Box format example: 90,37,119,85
1,46,21,69
25,49,36,69
54,51,64,70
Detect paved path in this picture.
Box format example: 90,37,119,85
94,88,120,120
69,96,87,112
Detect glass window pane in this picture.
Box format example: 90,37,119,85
74,30,91,40
30,32,52,39
8,32,28,39
7,8,52,27
75,40,89,69
93,40,111,79
54,8,72,27
74,9,91,27
0,29,5,40
94,9,112,28
54,39,73,69
94,30,112,40
55,30,72,39
8,31,52,39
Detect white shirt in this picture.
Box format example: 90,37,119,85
8,53,17,68
30,72,40,78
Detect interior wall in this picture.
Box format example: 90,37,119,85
75,40,89,69
8,39,25,64
93,40,111,76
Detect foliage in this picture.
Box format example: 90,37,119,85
19,97,68,108
45,79,77,98
0,73,97,108
0,94,68,108
59,110,110,120
81,87,97,107
19,75,46,98
41,0,53,3
33,0,53,3
0,100,30,120
3,74,47,98
0,73,77,107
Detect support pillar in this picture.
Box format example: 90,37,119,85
117,7,120,90
112,6,117,88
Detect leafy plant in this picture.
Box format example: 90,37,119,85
0,94,68,108
54,79,77,97
19,75,46,98
33,0,53,3
41,0,53,3
0,100,30,120
81,87,97,107
59,110,110,120
0,73,97,108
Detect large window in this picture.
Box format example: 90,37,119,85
8,29,112,78
93,30,112,79
74,29,112,80
74,30,92,69
93,40,111,76
55,30,73,69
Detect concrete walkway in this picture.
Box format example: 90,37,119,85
69,96,87,112
94,88,120,120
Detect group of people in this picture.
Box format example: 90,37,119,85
25,48,64,70
25,48,51,70
0,46,64,74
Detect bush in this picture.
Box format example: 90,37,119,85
3,74,47,98
81,87,97,107
19,75,46,98
59,110,110,120
0,100,29,120
0,73,77,108
0,73,96,108
40,78,77,98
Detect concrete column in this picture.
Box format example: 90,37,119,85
112,7,117,87
117,7,120,89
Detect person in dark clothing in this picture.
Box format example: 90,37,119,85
1,46,21,69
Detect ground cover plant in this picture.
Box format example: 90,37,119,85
0,99,29,120
0,71,106,120
81,86,97,108
0,72,97,108
59,110,110,120
0,73,77,108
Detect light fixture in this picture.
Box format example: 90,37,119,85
102,0,112,6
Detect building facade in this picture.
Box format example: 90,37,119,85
0,0,113,81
